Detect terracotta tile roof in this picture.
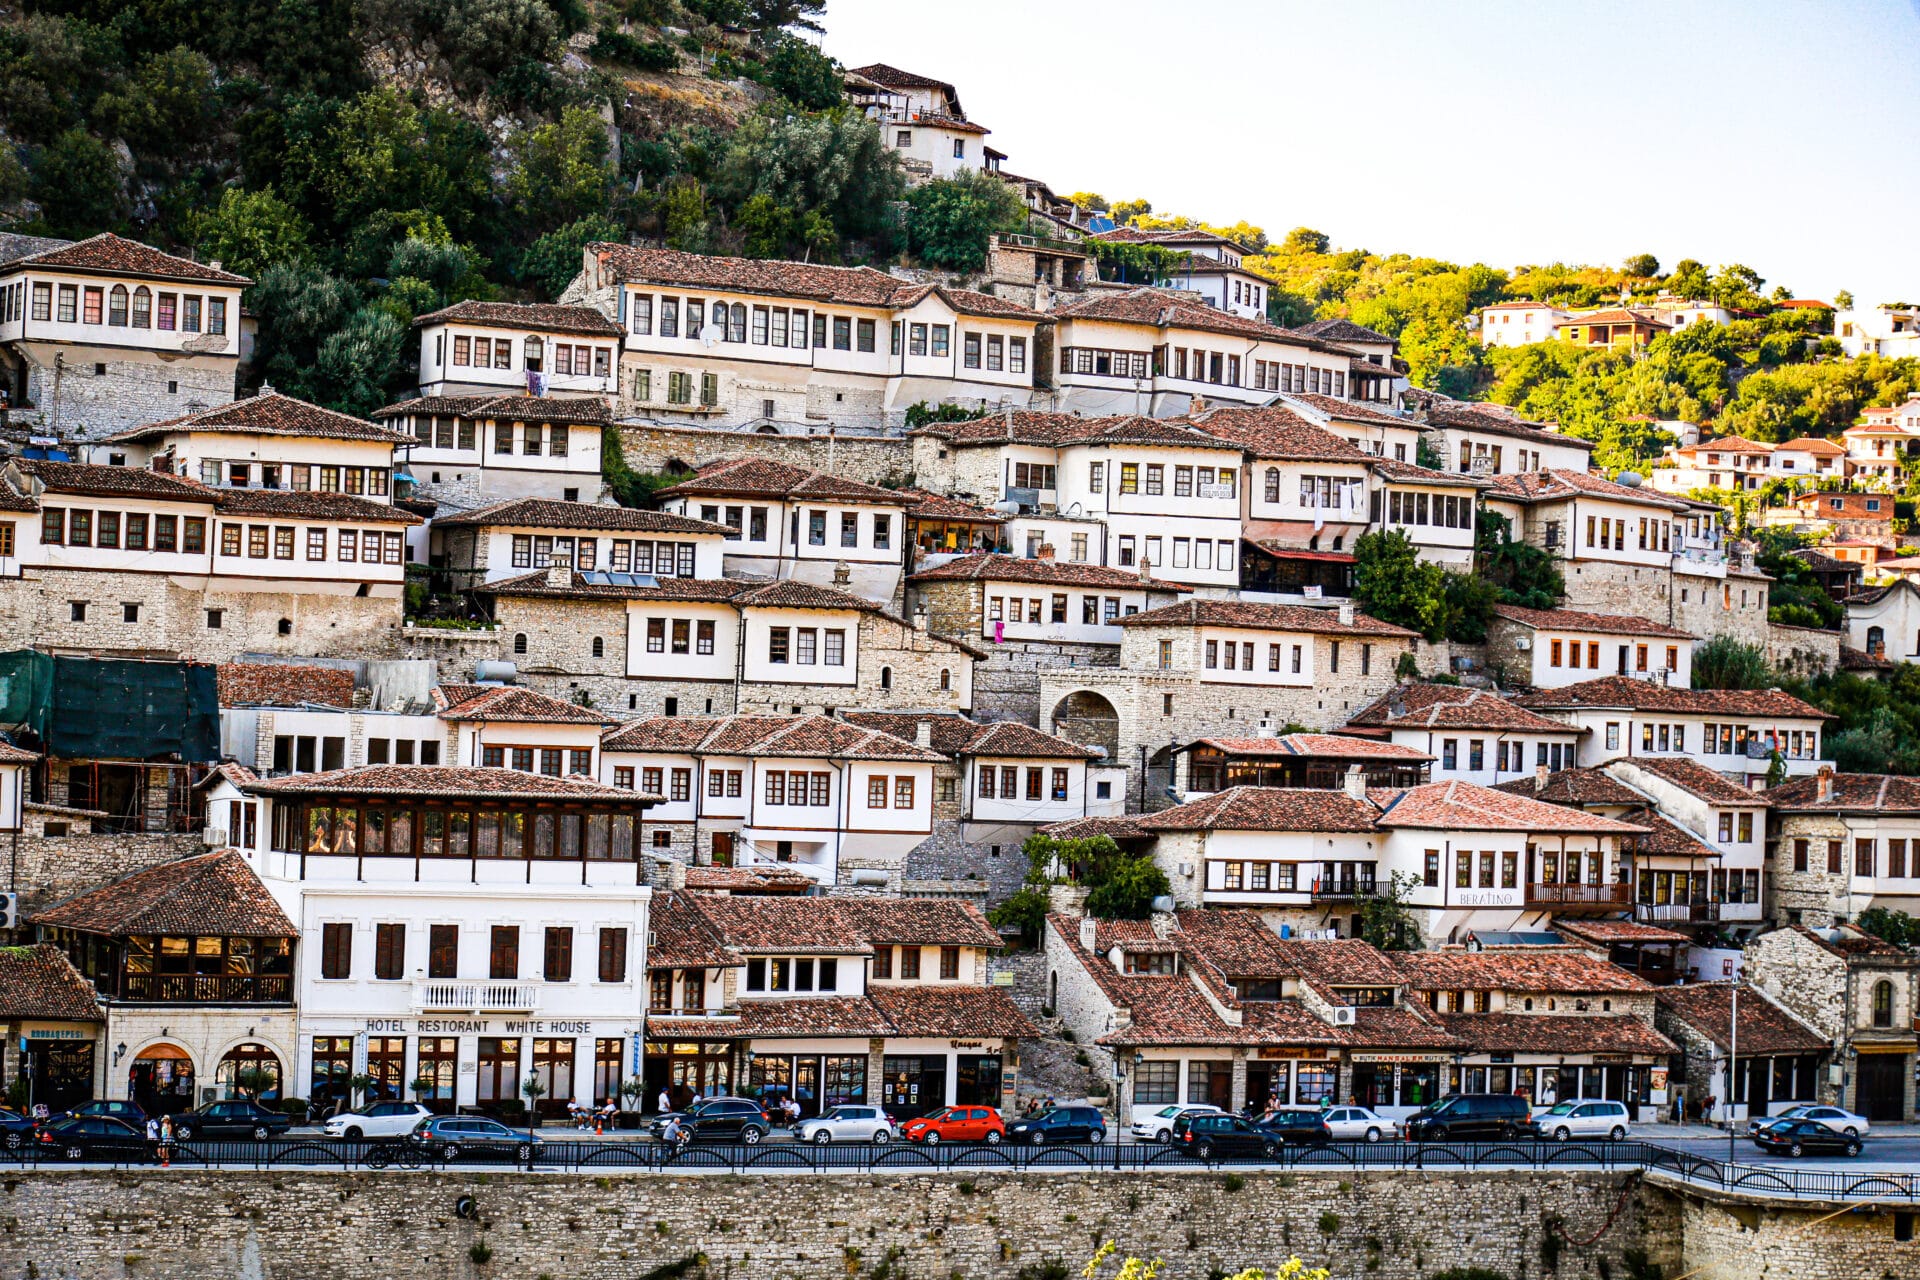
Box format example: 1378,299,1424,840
1513,677,1832,721
1438,1012,1675,1056
1086,227,1253,253
1169,909,1301,979
241,765,650,802
866,985,1037,1038
602,714,945,762
738,996,894,1037
0,480,40,513
13,459,211,501
908,552,1190,593
682,895,871,954
1374,781,1648,835
1115,598,1417,638
1185,734,1432,762
433,684,615,725
482,569,753,604
1037,815,1151,841
958,720,1100,759
1788,923,1913,961
1369,457,1485,488
214,489,422,524
1549,917,1691,946
1767,773,1920,814
375,395,612,426
1394,947,1654,994
1483,468,1681,510
1189,406,1372,462
0,944,101,1021
412,299,622,337
833,898,1003,948
1055,287,1348,349
4,232,250,284
887,281,1033,318
1349,684,1579,734
835,711,984,757
658,456,910,505
594,243,905,306
1295,318,1395,345
1490,605,1695,640
32,850,295,937
1141,787,1380,833
896,488,1007,523
1633,813,1720,859
1614,756,1769,805
1278,937,1408,990
0,232,72,267
429,498,726,535
646,893,743,969
1067,415,1246,451
1283,394,1411,426
847,63,956,93
0,739,40,763
217,663,354,709
109,392,414,445
1655,982,1830,1054
906,410,1110,448
1427,405,1597,451
681,865,817,894
1491,768,1647,808
1563,308,1670,328
1774,436,1847,456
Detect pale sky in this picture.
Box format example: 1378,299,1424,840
822,0,1920,304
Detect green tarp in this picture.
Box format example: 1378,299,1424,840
0,650,218,761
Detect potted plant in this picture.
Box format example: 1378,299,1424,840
521,1076,547,1130
618,1078,648,1130
234,1066,276,1101
411,1076,437,1108
347,1073,378,1113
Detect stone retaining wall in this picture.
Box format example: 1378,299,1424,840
618,421,913,487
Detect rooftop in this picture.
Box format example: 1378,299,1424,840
1374,781,1647,835
602,714,946,763
1394,946,1654,994
1766,773,1920,814
1613,756,1769,806
1348,684,1582,734
1114,598,1418,638
1483,468,1683,510
0,944,102,1022
240,765,651,803
1490,604,1696,640
411,299,624,337
32,850,296,938
908,552,1190,593
428,498,727,535
1514,677,1832,721
1491,767,1647,809
1140,786,1381,834
374,395,612,426
217,663,355,709
658,456,911,506
109,391,414,445
1655,982,1829,1055
433,684,616,725
0,231,250,285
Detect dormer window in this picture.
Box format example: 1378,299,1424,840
1234,978,1281,1000
745,956,840,993
1122,951,1177,976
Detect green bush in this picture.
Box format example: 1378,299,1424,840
591,27,679,71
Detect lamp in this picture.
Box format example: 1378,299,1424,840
113,1042,128,1067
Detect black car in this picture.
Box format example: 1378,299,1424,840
408,1115,542,1162
1004,1105,1107,1145
171,1099,294,1141
1255,1108,1333,1146
36,1116,151,1162
1403,1094,1531,1142
1171,1112,1280,1160
0,1107,37,1151
42,1099,148,1130
654,1097,773,1145
1751,1118,1862,1159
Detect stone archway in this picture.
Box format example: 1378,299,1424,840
1049,689,1120,760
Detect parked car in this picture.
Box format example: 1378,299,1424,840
900,1106,1005,1146
1130,1103,1223,1143
1751,1118,1862,1159
652,1097,773,1145
408,1115,542,1162
1530,1099,1632,1142
0,1107,38,1150
36,1116,151,1162
171,1099,294,1142
324,1101,434,1140
1748,1105,1870,1139
1254,1108,1333,1146
1005,1105,1107,1145
41,1099,147,1130
1403,1094,1531,1142
1318,1105,1394,1143
796,1105,898,1145
1171,1112,1280,1161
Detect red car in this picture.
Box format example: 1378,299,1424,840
900,1105,1005,1145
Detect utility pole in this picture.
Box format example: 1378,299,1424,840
1728,982,1738,1163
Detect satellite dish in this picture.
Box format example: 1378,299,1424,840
699,327,719,349
1616,471,1644,488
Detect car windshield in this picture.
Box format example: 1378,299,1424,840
1542,1103,1577,1116
1155,1106,1181,1118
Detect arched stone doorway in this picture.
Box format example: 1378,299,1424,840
1049,689,1120,759
130,1042,196,1116
216,1042,284,1102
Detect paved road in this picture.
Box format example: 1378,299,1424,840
1663,1131,1920,1171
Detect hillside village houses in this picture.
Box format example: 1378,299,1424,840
372,395,613,512
1083,226,1273,322
845,64,996,184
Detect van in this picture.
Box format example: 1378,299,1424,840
1403,1093,1530,1141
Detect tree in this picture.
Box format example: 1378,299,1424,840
1357,870,1425,951
189,186,312,279
1281,227,1330,254
1474,509,1563,610
1351,530,1450,640
1710,263,1767,311
94,45,219,158
1835,289,1855,310
1065,192,1109,213
313,306,406,416
1108,198,1151,225
508,105,615,232
904,168,1027,271
709,107,904,250
520,214,622,299
764,35,841,110
29,126,126,235
1623,253,1659,278
1857,907,1920,948
748,0,826,33
1667,258,1712,300
1084,854,1171,920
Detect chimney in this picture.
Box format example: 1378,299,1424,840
1343,763,1367,801
1138,556,1152,584
915,719,933,748
1036,542,1055,560
1816,764,1833,803
833,560,852,586
1338,600,1355,626
1534,764,1550,794
545,555,573,589
1079,915,1099,954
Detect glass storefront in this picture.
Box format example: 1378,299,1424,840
130,1042,195,1116
1294,1061,1337,1107
215,1042,283,1101
418,1037,458,1113
954,1054,1002,1106
881,1055,948,1118
25,1038,96,1114
645,1041,735,1111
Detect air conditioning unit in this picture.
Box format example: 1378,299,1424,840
203,827,230,848
1331,1006,1357,1026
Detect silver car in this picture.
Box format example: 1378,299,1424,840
1749,1104,1870,1139
797,1104,897,1145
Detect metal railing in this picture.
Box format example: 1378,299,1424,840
412,981,540,1013
4,1137,1912,1201
1525,883,1634,908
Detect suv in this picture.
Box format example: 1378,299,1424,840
1004,1106,1107,1145
1131,1103,1222,1143
659,1097,772,1145
1530,1099,1631,1142
1403,1094,1530,1142
1171,1112,1279,1161
171,1099,294,1141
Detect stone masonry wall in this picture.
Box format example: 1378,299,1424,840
19,346,235,441
0,1167,1687,1280
1673,571,1773,648
618,422,913,487
6,831,207,916
1768,814,1856,927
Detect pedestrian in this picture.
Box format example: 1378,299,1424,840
658,1087,671,1115
145,1116,160,1147
158,1113,174,1168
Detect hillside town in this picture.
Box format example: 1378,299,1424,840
3,47,1920,1198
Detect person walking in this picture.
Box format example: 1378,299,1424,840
158,1113,174,1168
657,1087,671,1116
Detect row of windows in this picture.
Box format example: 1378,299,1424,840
744,956,840,992
1715,811,1757,844
871,944,959,980
1010,462,1056,490
1700,723,1819,759
42,508,205,551
19,281,227,334
1386,489,1473,529
1640,868,1760,905
767,626,847,666
199,460,389,496
215,524,405,566
1115,462,1236,499
1249,360,1333,393
478,746,595,777
408,416,572,457
633,368,720,407
1585,514,1670,553
1794,838,1920,879
512,536,698,577
977,766,1069,801
445,333,613,378
1548,639,1682,672
319,921,628,983
960,332,1028,373
799,508,892,550
644,616,718,655
692,504,768,542
988,594,1128,625
276,804,641,861
766,771,832,806
1456,441,1544,474
1115,534,1237,572
866,775,917,809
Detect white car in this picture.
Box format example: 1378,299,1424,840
1129,1103,1223,1143
1530,1099,1631,1141
797,1105,898,1145
1750,1104,1870,1139
323,1101,434,1139
1320,1106,1396,1143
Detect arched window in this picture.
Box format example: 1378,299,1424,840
131,286,151,328
1263,468,1280,504
938,668,951,691
523,336,544,372
591,637,604,658
1873,979,1894,1028
514,633,528,654
1867,626,1886,658
728,303,746,343
879,666,893,690
217,1042,284,1101
108,285,128,327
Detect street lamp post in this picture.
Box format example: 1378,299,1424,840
1728,983,1738,1164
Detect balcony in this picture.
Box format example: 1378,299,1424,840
118,974,292,1004
1525,883,1633,910
412,980,540,1013
1635,902,1722,925
1311,876,1377,900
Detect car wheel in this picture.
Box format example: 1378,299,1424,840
1364,1127,1381,1144
1554,1126,1572,1142
1846,1140,1862,1157
174,1125,193,1141
1194,1141,1213,1160
442,1143,461,1161
984,1130,1002,1146
812,1130,832,1146
66,1145,84,1161
344,1126,363,1140
514,1143,533,1161
741,1126,763,1146
1609,1126,1626,1142
252,1125,270,1141
1789,1142,1804,1158
1844,1127,1859,1139
871,1131,892,1145
1500,1123,1521,1140
1154,1128,1171,1143
1028,1130,1045,1145
923,1130,941,1146
1261,1141,1277,1159
1090,1130,1105,1144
